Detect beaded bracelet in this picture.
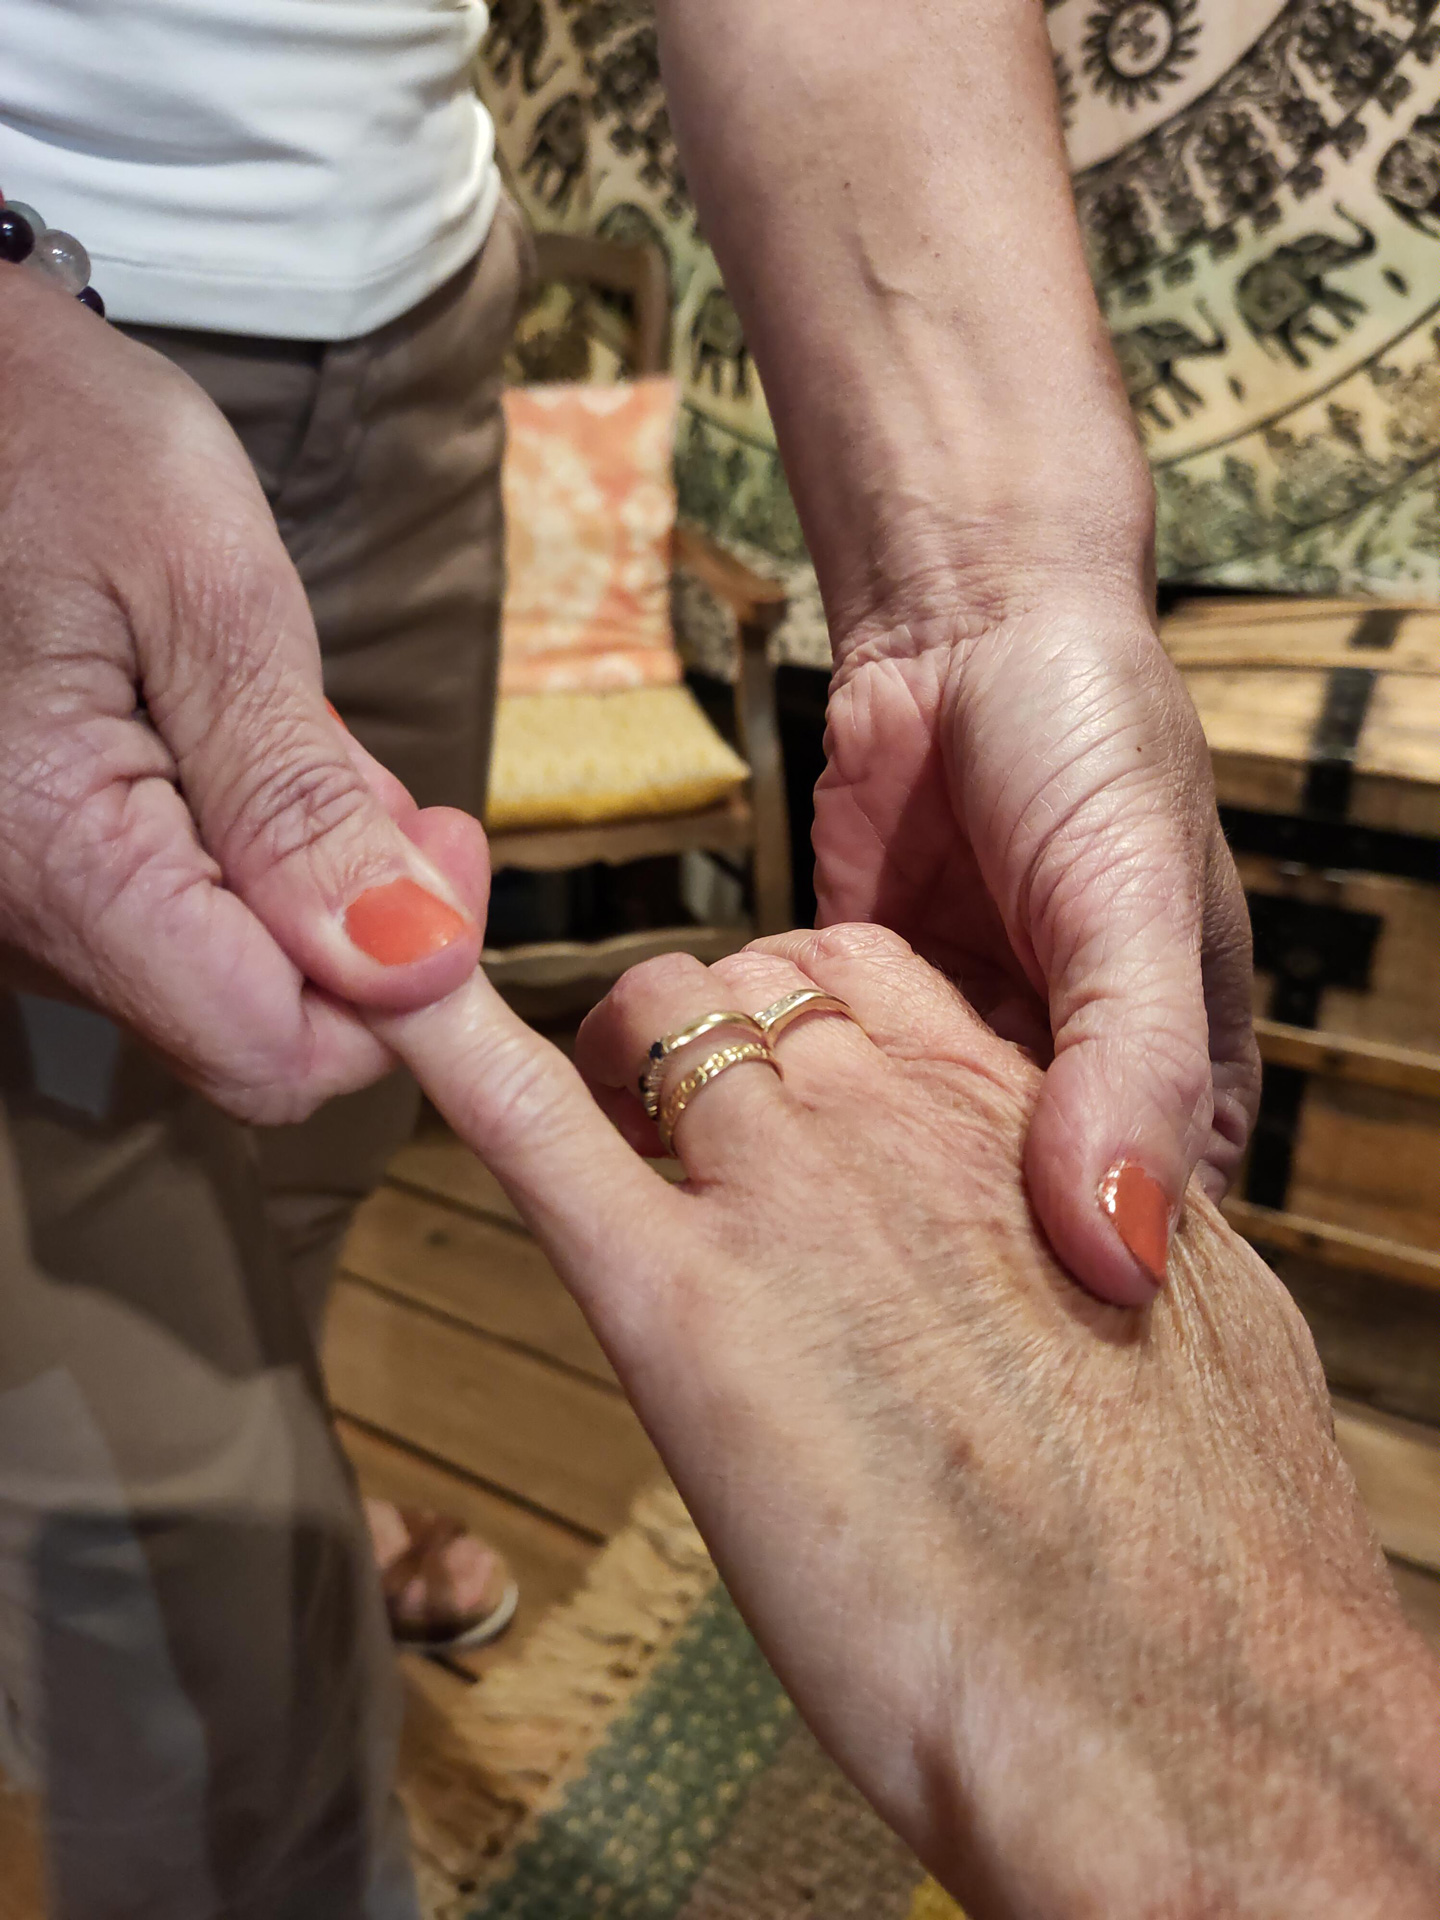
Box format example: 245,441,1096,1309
0,191,105,316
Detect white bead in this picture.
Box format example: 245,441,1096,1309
29,229,90,295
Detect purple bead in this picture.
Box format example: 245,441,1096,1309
29,228,90,295
0,209,35,265
77,285,106,317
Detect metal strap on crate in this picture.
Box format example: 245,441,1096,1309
1299,607,1402,821
1241,893,1382,1209
1217,808,1440,884
1164,595,1439,1246
1235,605,1431,1209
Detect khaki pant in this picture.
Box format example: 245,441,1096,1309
0,199,529,1918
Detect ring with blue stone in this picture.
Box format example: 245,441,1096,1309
638,1008,771,1122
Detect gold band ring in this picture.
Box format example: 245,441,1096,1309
755,989,860,1042
639,1009,768,1121
657,1040,782,1156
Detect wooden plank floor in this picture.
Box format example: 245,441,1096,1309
335,1125,664,1679
2,1119,1439,1913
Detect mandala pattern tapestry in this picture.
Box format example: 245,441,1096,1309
479,0,1440,667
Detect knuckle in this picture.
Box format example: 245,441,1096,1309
456,1031,575,1156
714,951,797,996
202,1071,326,1127
1066,1003,1214,1132
215,743,372,883
190,1005,349,1126
1138,1030,1214,1133
803,921,915,968
607,952,709,1023
1176,1058,1216,1133
146,524,316,749
30,777,174,955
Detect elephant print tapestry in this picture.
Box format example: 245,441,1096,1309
480,0,1440,669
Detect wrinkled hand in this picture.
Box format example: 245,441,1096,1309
815,590,1260,1306
378,927,1439,1919
0,264,487,1121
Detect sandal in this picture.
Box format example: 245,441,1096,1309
366,1499,519,1652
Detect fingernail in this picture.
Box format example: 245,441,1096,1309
325,699,346,729
1098,1160,1170,1288
344,877,472,966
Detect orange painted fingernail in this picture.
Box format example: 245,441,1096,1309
344,878,471,966
1098,1160,1170,1288
325,699,346,729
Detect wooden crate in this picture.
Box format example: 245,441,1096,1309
1236,855,1440,1255
1163,597,1440,839
1160,596,1440,1320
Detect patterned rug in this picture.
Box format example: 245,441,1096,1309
400,1485,964,1920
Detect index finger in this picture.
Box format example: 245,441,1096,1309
371,970,682,1312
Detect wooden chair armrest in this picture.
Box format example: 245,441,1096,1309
532,232,670,377
673,522,788,638
670,523,794,930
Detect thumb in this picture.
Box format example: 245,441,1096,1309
141,536,486,1011
1022,815,1237,1309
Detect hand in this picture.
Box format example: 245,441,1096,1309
378,927,1439,1918
0,263,488,1122
814,585,1260,1307
652,0,1258,1307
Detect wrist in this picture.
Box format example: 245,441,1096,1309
821,421,1157,672
927,1541,1440,1918
1098,1619,1437,1917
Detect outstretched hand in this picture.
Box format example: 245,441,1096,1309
0,263,488,1121
815,592,1260,1307
375,927,1438,1918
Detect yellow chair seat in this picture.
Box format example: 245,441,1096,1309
487,684,749,831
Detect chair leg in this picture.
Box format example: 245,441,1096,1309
734,619,794,935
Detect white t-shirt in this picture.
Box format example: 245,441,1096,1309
0,0,500,340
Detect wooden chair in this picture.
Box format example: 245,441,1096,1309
482,232,793,1000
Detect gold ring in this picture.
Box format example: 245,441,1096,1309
755,989,860,1042
638,1009,768,1121
657,1040,782,1156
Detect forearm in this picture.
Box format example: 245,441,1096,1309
657,0,1153,646
1057,1600,1440,1917
931,1220,1440,1916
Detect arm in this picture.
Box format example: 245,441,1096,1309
658,0,1148,626
655,1,1260,1309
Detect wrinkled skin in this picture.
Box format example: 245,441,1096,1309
654,0,1263,1310
816,592,1261,1308
0,266,486,1122
380,927,1440,1919
2,250,1252,1313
